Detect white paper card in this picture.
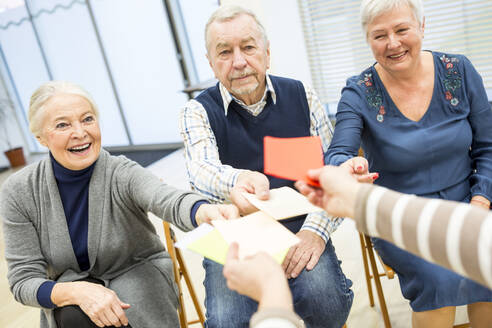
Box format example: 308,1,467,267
212,211,300,259
242,186,324,220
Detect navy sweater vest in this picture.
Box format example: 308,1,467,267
196,75,310,233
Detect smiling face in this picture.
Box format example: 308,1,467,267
367,3,424,75
37,93,101,171
206,13,270,105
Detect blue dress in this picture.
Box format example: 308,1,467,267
326,51,492,311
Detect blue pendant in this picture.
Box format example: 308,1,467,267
377,114,384,122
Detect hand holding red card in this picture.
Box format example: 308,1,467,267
263,136,324,187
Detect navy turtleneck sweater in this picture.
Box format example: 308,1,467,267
36,154,95,308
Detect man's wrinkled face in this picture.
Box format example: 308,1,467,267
207,14,270,104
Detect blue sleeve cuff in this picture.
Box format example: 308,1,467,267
470,175,492,202
37,281,57,308
191,200,210,227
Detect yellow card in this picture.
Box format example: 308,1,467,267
187,228,229,264
175,222,293,265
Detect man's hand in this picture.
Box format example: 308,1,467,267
282,230,325,279
230,171,270,215
195,204,239,225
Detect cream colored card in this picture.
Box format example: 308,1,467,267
212,211,300,260
242,186,324,220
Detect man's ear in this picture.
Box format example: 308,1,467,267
266,41,271,70
421,16,425,35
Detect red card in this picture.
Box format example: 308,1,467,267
264,136,323,187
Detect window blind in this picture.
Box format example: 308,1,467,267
298,0,492,106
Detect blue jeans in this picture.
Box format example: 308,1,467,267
203,238,353,328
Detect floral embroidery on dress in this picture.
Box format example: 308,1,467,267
358,73,385,122
440,54,461,106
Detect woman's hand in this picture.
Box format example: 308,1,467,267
195,203,240,225
52,281,130,327
470,195,491,210
340,156,378,183
223,243,293,311
295,166,361,218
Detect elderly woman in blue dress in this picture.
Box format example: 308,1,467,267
325,0,492,327
0,81,238,328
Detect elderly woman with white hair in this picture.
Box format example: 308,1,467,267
325,0,492,327
0,81,238,328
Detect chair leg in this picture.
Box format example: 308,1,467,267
176,248,206,327
163,223,188,328
359,233,375,307
364,235,392,328
176,281,189,328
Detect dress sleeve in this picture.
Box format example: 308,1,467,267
463,56,492,202
0,176,52,308
325,80,365,166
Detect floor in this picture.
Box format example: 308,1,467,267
0,149,471,327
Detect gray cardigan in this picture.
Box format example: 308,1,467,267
0,150,205,327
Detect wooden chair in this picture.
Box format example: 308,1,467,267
163,221,205,328
359,233,394,328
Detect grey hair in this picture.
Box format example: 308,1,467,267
205,5,268,54
360,0,423,35
29,81,100,137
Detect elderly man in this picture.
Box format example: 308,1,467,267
179,5,353,328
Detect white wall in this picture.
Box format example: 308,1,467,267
221,0,313,86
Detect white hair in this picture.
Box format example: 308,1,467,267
360,0,423,35
205,5,268,53
29,81,99,137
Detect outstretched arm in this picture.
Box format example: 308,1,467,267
296,165,492,289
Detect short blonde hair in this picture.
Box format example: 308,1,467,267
360,0,423,35
205,5,268,54
29,81,99,137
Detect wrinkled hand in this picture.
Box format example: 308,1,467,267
282,230,325,279
470,195,491,210
223,243,292,310
295,166,361,218
230,171,270,215
195,203,239,225
71,282,130,327
340,156,378,183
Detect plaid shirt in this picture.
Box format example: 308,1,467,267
179,75,342,241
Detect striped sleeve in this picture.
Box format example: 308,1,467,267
355,184,492,289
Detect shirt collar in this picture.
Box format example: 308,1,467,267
219,74,277,115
